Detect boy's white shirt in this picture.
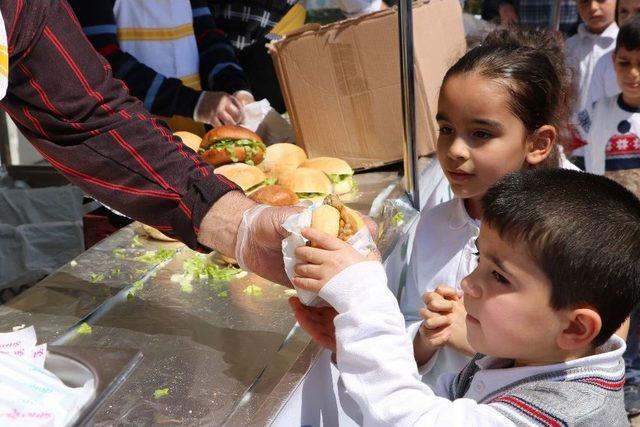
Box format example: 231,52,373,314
320,261,626,427
588,52,619,105
565,22,619,116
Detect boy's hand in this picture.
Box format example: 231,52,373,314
293,227,376,293
288,297,337,352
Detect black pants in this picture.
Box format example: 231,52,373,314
237,38,287,113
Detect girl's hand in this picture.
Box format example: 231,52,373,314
293,227,375,293
419,286,474,358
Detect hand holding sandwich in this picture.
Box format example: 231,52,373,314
293,227,377,292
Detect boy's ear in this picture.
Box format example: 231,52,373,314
526,125,556,166
557,308,602,351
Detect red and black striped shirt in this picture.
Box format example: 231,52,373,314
1,0,241,250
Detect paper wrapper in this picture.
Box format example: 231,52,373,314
282,203,376,306
241,99,296,145
0,326,94,426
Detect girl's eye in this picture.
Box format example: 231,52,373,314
617,60,630,67
473,130,492,140
439,126,453,135
491,270,509,285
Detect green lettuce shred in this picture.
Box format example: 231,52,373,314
243,284,262,296
391,211,405,226
154,388,169,399
77,323,92,335
134,249,176,264
296,192,325,199
131,235,144,248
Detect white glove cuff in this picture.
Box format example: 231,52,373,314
193,92,207,123
235,204,270,272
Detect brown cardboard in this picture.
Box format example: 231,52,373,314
270,0,466,170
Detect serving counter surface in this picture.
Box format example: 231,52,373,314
0,169,418,425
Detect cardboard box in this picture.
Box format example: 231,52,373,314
270,0,466,169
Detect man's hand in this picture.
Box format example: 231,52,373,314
413,285,472,365
288,297,337,352
293,227,376,293
498,3,519,25
194,91,244,126
198,192,301,285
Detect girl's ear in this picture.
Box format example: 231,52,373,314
526,125,556,166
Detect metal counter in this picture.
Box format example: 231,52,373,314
0,170,418,426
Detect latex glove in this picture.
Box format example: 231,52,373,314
235,204,303,286
193,91,244,127
288,297,338,352
233,90,255,106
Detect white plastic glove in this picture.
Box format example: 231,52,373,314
233,90,255,106
235,204,303,286
193,91,244,127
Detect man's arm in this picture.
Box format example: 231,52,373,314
1,0,240,250
68,0,202,118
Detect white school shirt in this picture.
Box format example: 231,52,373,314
587,52,619,105
575,94,640,175
565,22,619,114
320,261,626,427
400,197,479,386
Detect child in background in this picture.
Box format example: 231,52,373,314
566,0,618,112
576,17,640,198
292,169,637,426
588,0,640,105
400,29,573,387
565,0,617,166
574,15,640,414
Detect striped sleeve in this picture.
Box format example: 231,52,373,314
189,0,250,94
1,0,241,250
68,0,202,118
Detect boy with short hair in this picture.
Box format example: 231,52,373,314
588,0,640,105
292,169,640,426
575,15,640,197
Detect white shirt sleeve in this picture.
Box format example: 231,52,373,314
319,262,516,427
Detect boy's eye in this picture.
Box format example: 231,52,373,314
438,126,454,135
473,130,492,140
491,270,510,285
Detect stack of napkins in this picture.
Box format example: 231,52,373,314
0,326,94,426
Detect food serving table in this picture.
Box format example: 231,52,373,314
0,168,421,426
